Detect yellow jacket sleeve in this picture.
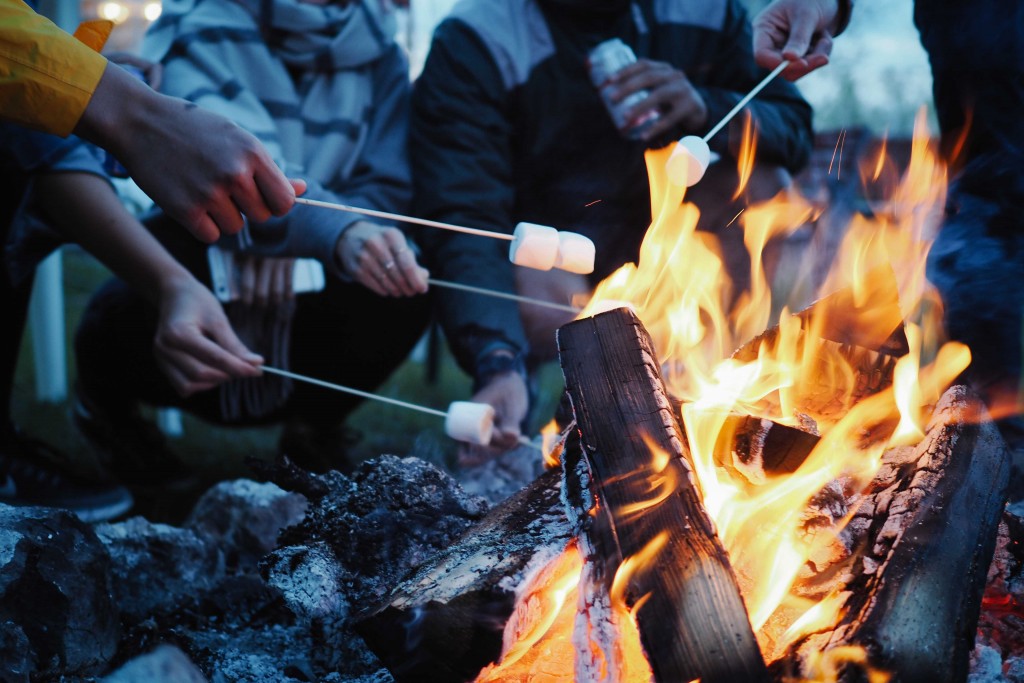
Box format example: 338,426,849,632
0,0,108,137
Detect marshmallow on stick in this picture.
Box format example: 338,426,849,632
509,222,560,271
259,366,496,445
294,198,595,274
445,401,496,445
666,60,789,188
555,231,596,274
666,135,712,188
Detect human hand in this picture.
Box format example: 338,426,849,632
336,220,429,297
457,370,530,466
154,275,264,396
752,0,840,80
75,63,307,243
604,59,708,142
234,253,295,307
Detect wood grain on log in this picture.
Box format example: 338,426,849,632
557,307,769,683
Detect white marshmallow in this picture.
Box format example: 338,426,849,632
665,135,711,187
510,222,560,271
554,231,596,274
445,401,495,445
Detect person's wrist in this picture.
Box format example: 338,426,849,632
473,349,528,392
76,62,152,157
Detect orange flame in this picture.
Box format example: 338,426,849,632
791,646,892,683
478,109,968,681
541,418,566,469
581,109,967,656
474,543,583,682
734,111,758,200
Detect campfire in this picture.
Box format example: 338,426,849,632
356,111,1012,683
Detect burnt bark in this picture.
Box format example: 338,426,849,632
353,468,573,683
780,385,1010,682
557,307,769,683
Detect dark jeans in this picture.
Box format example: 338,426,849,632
74,235,432,430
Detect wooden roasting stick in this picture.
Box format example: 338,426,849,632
293,198,596,274
557,307,770,683
295,197,513,241
668,60,789,186
260,366,542,451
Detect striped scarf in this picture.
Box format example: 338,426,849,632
142,0,396,184
143,0,398,422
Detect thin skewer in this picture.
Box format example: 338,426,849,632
702,60,789,143
295,197,514,242
260,365,544,452
428,278,581,313
261,365,447,417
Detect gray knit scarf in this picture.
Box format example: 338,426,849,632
143,0,397,421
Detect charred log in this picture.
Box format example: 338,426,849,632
557,307,769,683
353,468,573,683
777,385,1010,682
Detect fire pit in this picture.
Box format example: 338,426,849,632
357,119,1014,682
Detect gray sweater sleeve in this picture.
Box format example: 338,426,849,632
238,45,414,280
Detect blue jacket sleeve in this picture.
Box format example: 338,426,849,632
411,19,529,377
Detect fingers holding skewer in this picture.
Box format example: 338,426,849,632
336,221,429,297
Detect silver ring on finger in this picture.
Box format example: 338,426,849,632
384,260,396,271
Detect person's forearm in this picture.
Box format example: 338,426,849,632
31,171,195,302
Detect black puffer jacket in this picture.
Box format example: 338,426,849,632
412,0,814,375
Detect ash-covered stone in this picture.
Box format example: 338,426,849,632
101,644,207,683
273,455,488,605
0,620,31,683
186,479,307,572
0,455,498,682
95,516,224,622
263,544,346,623
455,441,547,505
0,505,119,679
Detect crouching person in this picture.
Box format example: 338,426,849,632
73,0,431,482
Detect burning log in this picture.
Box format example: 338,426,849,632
776,385,1010,682
732,266,909,428
557,306,770,683
353,468,574,683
